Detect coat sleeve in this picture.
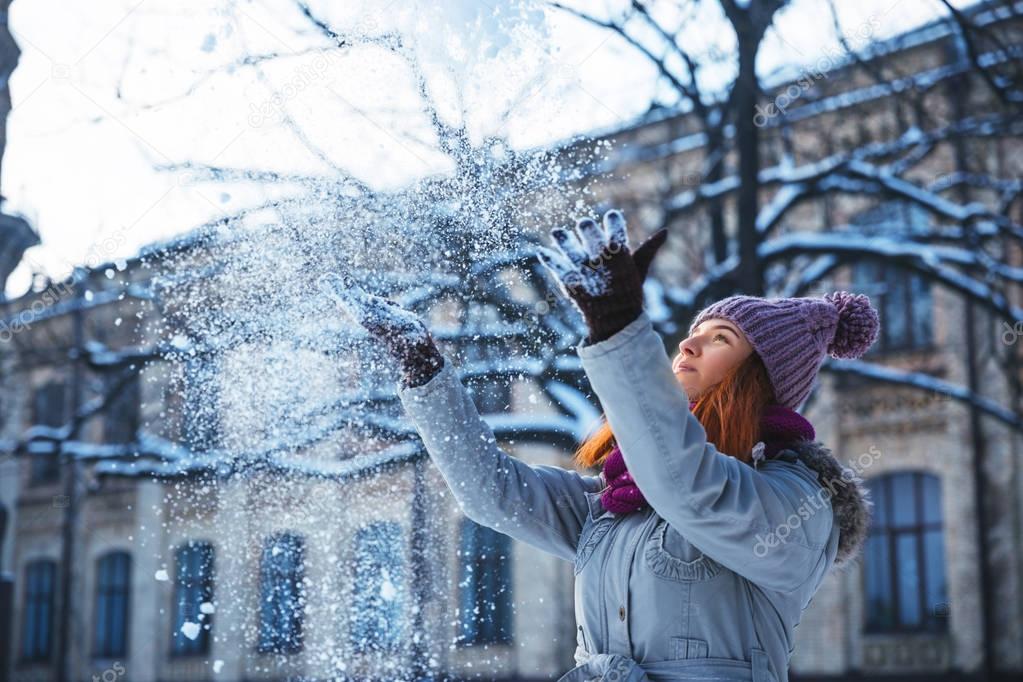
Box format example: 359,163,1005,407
397,357,602,564
576,311,833,594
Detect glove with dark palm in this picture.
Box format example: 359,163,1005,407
536,209,667,345
319,272,445,389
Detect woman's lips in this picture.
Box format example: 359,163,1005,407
673,360,696,373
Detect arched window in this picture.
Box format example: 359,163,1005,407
93,551,132,657
350,521,406,653
258,533,304,654
461,303,513,414
30,381,65,484
863,471,948,632
457,518,513,645
181,356,222,450
171,541,215,656
849,201,934,354
105,373,140,444
21,559,57,662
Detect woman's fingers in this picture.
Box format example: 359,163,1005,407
361,298,430,343
536,245,575,278
575,217,605,259
602,209,629,252
320,272,397,316
536,245,584,293
319,273,425,339
550,226,590,267
318,272,361,309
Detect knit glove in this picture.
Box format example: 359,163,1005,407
319,272,445,389
536,209,668,345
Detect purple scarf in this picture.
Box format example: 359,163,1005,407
599,401,815,514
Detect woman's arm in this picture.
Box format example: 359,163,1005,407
318,272,598,562
577,311,834,594
398,356,601,564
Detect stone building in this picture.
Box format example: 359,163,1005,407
2,2,1022,682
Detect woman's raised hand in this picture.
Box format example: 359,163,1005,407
536,209,667,345
319,272,445,388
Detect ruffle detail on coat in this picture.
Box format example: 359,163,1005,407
575,517,615,575
644,520,723,581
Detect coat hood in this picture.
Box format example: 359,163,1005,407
771,438,874,567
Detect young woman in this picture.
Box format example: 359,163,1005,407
321,210,875,682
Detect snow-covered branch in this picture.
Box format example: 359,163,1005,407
822,357,1023,430
760,231,1023,323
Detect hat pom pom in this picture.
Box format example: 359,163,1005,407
824,291,880,358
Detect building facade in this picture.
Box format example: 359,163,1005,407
2,3,1022,682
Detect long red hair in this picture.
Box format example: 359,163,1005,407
572,351,776,471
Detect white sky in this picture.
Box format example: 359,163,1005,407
2,0,972,297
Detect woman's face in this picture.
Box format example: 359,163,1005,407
671,317,754,399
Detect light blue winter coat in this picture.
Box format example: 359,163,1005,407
397,311,871,682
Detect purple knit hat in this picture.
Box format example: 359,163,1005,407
688,291,880,411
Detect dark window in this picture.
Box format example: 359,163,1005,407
850,261,933,354
93,551,131,657
463,340,511,414
258,533,304,654
171,541,214,656
849,202,934,354
20,559,57,662
863,472,948,633
105,373,140,444
457,518,513,645
350,521,405,653
30,382,65,484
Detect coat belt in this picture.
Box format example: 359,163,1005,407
559,647,776,682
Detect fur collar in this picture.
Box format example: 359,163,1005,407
770,439,874,567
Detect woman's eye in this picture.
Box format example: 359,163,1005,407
713,334,728,342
